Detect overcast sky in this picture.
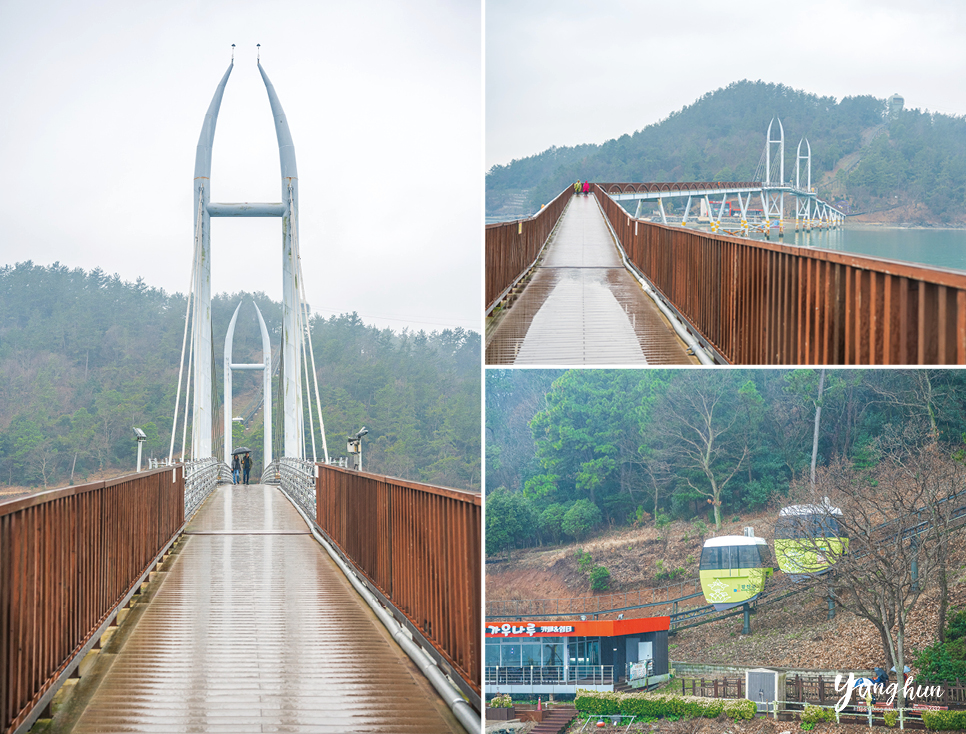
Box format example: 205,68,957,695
0,0,481,334
487,0,966,170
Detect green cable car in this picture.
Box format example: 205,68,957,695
774,504,849,580
699,534,774,611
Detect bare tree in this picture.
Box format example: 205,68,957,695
652,372,748,529
798,435,966,708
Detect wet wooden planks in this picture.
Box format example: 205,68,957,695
66,485,462,733
486,195,692,365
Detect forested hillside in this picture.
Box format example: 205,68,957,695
0,262,480,492
487,80,966,223
485,369,966,555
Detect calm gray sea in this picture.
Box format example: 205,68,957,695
753,226,966,273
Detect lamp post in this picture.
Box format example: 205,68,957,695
133,427,147,472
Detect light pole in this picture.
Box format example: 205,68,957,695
133,427,147,472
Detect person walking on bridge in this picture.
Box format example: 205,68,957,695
242,452,252,485
574,180,580,195
582,180,590,196
231,453,241,485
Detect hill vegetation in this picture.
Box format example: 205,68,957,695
485,369,966,555
487,80,966,224
0,261,480,492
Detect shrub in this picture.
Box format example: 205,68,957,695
489,693,513,708
691,519,708,535
590,565,611,590
800,704,836,724
575,549,594,572
922,709,966,730
562,499,603,541
655,513,672,530
884,710,898,727
574,690,754,722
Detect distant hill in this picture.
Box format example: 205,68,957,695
0,262,480,492
487,80,966,224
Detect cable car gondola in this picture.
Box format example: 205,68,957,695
699,533,773,611
774,503,848,580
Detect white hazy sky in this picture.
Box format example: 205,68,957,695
487,0,966,170
0,0,482,334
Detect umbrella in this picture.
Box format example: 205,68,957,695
891,665,912,674
874,667,887,678
231,446,252,455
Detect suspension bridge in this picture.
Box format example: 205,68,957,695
1,52,480,734
487,119,966,365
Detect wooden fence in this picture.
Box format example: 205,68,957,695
683,675,966,709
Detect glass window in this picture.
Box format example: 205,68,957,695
544,643,563,667
737,545,762,569
700,546,724,570
522,643,542,667
486,643,500,667
502,644,521,667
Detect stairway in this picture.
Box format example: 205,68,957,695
530,706,577,734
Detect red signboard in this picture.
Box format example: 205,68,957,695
485,617,670,638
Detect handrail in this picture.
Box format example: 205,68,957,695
485,186,574,311
313,464,482,704
184,458,220,519
1,467,185,734
595,184,966,364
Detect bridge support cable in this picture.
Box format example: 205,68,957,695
169,189,204,464
290,196,329,464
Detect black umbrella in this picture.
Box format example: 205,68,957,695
231,446,252,455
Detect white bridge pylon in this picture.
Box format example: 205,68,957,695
606,118,846,238
169,49,329,467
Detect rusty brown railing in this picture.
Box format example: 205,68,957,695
485,186,574,311
315,465,481,700
595,184,966,364
1,468,185,734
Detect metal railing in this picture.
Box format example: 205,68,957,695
314,464,481,701
184,458,220,520
485,186,574,311
595,184,966,364
277,457,317,517
485,665,614,686
0,468,185,734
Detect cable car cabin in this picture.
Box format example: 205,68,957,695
774,504,849,580
699,536,773,611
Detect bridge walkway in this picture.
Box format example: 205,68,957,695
53,484,462,734
485,194,694,365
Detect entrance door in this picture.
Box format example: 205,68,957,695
638,641,653,661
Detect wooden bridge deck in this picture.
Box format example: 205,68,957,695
485,195,693,365
54,485,462,733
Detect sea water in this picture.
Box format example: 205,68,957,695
753,226,966,273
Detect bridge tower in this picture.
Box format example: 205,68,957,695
796,138,812,231
761,117,785,234
223,301,273,467
187,51,314,462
